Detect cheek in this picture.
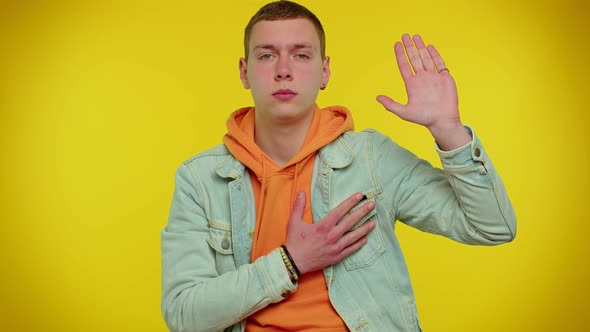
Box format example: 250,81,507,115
247,66,272,86
299,68,323,86
303,63,325,79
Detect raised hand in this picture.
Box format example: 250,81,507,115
377,34,471,150
284,192,375,275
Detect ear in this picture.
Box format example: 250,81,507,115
239,57,250,89
320,56,331,90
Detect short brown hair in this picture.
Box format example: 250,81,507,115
244,1,326,60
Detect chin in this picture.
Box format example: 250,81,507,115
273,103,313,121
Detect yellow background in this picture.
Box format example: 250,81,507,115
1,0,588,331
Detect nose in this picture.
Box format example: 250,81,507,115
275,58,292,81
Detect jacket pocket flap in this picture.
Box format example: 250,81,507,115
342,188,382,231
206,220,233,255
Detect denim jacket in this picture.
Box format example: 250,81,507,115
161,127,516,332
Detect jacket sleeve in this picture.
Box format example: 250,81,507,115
161,163,297,332
373,127,516,245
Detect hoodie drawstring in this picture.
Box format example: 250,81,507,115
290,162,301,216
253,155,269,247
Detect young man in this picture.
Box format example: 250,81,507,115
161,1,516,331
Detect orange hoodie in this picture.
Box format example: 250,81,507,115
223,104,353,331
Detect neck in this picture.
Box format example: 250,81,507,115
254,110,314,167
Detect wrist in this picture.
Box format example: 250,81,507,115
280,245,300,283
428,121,471,151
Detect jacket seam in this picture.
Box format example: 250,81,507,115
184,162,206,207
368,132,394,218
484,165,516,240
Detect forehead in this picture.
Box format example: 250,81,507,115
249,18,320,51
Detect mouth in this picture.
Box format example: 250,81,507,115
272,89,297,100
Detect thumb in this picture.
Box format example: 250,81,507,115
376,95,407,119
289,191,306,225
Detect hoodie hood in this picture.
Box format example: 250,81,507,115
223,104,353,178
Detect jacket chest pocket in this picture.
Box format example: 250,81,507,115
206,220,236,273
338,189,386,270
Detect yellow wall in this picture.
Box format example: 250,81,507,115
1,0,588,331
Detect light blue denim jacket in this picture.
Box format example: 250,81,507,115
161,127,516,332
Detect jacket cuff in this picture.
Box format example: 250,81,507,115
254,247,298,303
435,125,487,168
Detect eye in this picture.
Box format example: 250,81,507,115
259,54,273,60
296,54,310,60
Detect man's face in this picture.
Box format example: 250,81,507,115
239,18,330,125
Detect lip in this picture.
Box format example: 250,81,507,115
272,89,297,100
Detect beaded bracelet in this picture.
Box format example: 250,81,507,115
279,246,298,282
281,245,301,280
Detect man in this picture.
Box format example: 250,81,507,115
161,1,516,331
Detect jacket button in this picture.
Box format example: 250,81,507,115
281,290,291,298
474,147,481,157
221,239,230,250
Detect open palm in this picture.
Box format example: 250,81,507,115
377,34,460,132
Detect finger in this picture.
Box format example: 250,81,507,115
426,44,448,73
289,191,306,223
333,236,368,264
401,33,424,73
376,95,407,119
339,220,374,247
334,201,374,235
321,192,365,226
412,34,435,71
394,42,413,81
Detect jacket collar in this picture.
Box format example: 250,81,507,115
318,135,354,169
215,154,246,179
216,133,354,179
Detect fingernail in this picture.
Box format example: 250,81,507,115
356,193,364,200
298,192,304,198
366,201,375,210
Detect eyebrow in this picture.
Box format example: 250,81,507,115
253,43,314,52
